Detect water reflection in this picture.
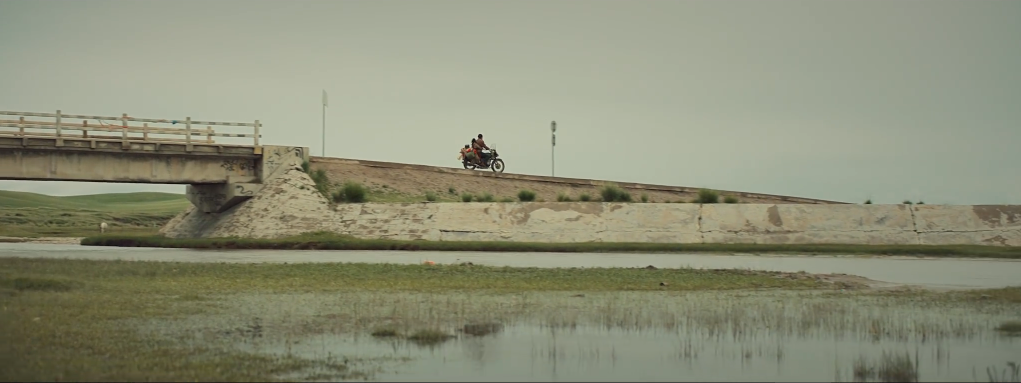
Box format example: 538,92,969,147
137,290,1020,382
239,324,1017,382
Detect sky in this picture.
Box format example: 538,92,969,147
1,0,1018,204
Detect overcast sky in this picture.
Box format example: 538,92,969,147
1,0,1018,204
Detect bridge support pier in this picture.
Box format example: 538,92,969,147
186,183,264,213
185,145,309,214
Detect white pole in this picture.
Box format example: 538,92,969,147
551,120,556,177
322,90,328,157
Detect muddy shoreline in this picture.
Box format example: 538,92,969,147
0,236,83,245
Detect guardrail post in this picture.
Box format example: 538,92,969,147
82,120,88,138
185,117,192,151
143,123,149,141
18,116,24,136
253,120,260,147
206,126,212,143
121,113,129,149
55,110,63,146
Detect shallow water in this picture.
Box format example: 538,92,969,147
252,325,1018,382
3,242,1021,290
138,291,1021,382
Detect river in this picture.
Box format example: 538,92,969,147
2,242,1019,290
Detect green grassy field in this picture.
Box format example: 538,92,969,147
0,190,189,237
82,231,1021,258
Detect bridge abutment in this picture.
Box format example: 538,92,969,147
184,145,309,213
186,183,263,213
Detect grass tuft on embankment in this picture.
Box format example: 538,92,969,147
79,232,1021,259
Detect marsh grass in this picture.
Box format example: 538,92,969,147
0,257,830,381
984,362,1020,382
461,322,504,336
0,257,826,293
0,276,77,292
407,329,454,345
962,287,1021,303
1,258,1014,382
370,326,399,337
0,283,358,381
996,321,1021,336
80,232,1021,259
852,351,919,382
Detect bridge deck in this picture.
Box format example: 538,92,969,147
0,110,266,184
0,110,262,155
0,134,261,157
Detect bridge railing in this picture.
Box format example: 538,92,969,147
0,110,262,147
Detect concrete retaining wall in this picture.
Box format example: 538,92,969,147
163,189,1021,246
912,205,1021,246
333,202,703,243
700,204,919,245
329,203,1021,246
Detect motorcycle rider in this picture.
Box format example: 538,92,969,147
470,137,484,167
473,134,491,166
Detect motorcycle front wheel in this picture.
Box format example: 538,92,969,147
490,159,505,173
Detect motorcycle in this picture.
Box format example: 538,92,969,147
460,147,505,173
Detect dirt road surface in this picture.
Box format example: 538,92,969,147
310,157,844,204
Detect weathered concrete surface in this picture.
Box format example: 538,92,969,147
185,183,263,214
700,204,918,245
333,202,703,243
162,167,334,238
0,135,261,184
912,205,1021,246
0,135,309,213
182,145,310,213
0,148,260,184
160,196,1021,246
0,134,259,157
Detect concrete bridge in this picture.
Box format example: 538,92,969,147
0,110,309,213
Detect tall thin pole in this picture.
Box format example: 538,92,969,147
551,120,556,177
322,90,327,157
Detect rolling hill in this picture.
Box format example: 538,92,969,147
0,190,190,238
0,190,189,212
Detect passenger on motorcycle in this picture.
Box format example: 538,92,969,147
459,144,476,163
